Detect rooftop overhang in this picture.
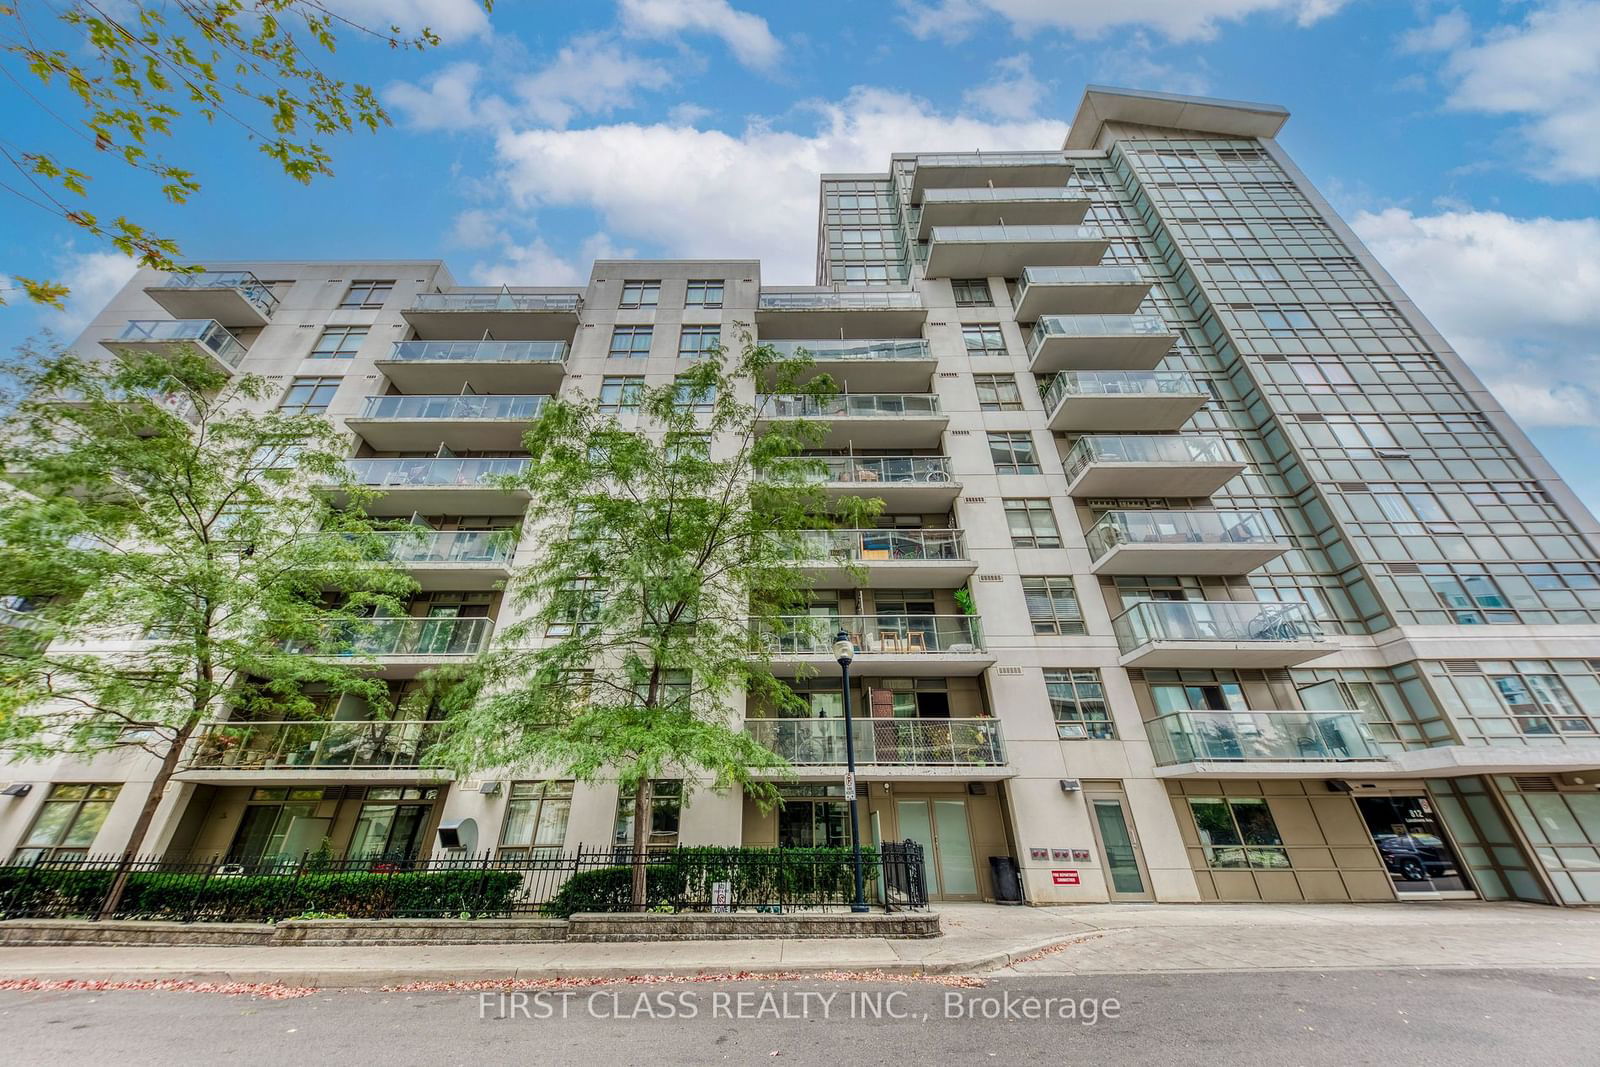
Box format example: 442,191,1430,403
1064,86,1290,150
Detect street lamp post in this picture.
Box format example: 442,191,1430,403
834,629,870,913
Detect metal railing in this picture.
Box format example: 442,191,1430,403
1063,434,1234,483
759,393,942,418
1112,600,1324,655
757,290,923,311
188,719,448,770
810,454,953,486
386,340,568,364
1040,370,1205,412
766,339,931,362
356,394,547,420
756,614,984,656
112,319,245,367
746,717,1004,768
373,529,513,565
153,270,278,316
409,291,582,312
929,224,1102,243
1146,710,1383,765
1085,509,1279,560
343,457,529,488
800,528,967,562
293,615,493,657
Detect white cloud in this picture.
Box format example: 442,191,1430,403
963,55,1047,120
1398,8,1470,53
618,0,782,69
470,233,637,287
899,0,1349,42
515,34,674,128
45,250,139,335
385,61,507,131
329,0,491,43
1351,206,1600,427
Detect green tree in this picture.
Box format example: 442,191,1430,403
1,0,491,306
428,338,877,908
0,346,417,914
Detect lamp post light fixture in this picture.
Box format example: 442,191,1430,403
834,629,870,913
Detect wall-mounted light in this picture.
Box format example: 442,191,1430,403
1059,778,1081,793
1,783,31,798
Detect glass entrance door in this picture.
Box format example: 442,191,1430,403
1356,794,1474,897
1085,793,1154,901
895,797,979,899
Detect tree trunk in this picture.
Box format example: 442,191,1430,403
629,777,652,911
96,719,198,920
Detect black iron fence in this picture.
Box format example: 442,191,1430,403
0,843,927,923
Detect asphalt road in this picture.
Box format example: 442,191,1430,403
3,969,1598,1066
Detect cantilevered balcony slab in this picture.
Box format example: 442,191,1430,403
914,187,1090,239
924,225,1108,278
755,614,992,678
332,458,531,516
182,720,453,784
376,341,568,394
1062,435,1244,498
1013,266,1152,318
1113,600,1334,668
1086,510,1289,576
371,530,514,591
144,271,277,327
909,151,1072,203
102,319,246,373
765,339,935,393
755,290,926,339
402,291,582,340
757,394,947,449
1145,711,1385,768
1042,371,1208,432
746,717,1010,781
345,394,546,452
1028,314,1177,373
797,529,975,589
812,455,961,510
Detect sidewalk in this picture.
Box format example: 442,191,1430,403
2,902,1599,988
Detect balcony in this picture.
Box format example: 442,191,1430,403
103,319,245,371
184,720,450,783
337,457,531,516
144,271,278,327
1013,266,1152,318
1062,435,1244,498
345,394,547,451
765,339,935,392
1086,510,1289,576
923,225,1108,278
1041,371,1208,432
372,529,514,591
1112,600,1334,668
746,718,1008,780
909,151,1072,203
1027,314,1176,373
811,455,960,509
756,614,991,677
376,340,568,393
757,393,947,448
293,616,493,677
914,187,1090,239
402,290,582,340
1146,711,1385,768
798,528,974,588
756,289,926,338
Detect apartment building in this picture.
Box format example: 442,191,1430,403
6,85,1600,908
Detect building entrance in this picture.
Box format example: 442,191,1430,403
1355,794,1474,898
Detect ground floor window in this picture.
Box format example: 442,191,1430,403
613,780,682,852
498,780,574,859
1188,796,1290,869
227,788,328,865
348,787,440,863
776,785,849,848
12,783,120,864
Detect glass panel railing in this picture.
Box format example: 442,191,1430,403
386,340,568,364
745,718,1004,767
929,224,1102,244
811,455,953,486
766,339,931,361
759,394,942,418
1063,435,1233,483
916,151,1067,167
1030,314,1172,349
799,528,967,562
343,457,529,487
757,290,923,310
291,616,492,657
1018,265,1144,289
1040,370,1204,412
1112,600,1324,655
372,529,513,565
114,320,245,367
920,187,1085,204
409,292,582,312
1146,710,1382,765
1085,510,1278,560
189,720,448,770
357,395,547,420
755,614,984,655
155,271,278,316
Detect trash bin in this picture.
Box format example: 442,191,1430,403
988,855,1024,904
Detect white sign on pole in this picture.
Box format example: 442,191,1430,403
711,880,732,913
844,771,856,795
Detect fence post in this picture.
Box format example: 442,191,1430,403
476,850,491,917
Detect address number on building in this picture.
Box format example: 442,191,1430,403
1051,870,1080,886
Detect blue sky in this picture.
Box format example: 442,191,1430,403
4,0,1599,507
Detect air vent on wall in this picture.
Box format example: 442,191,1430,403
994,666,1023,676
1388,563,1423,575
978,574,1004,582
1336,482,1366,492
1125,669,1145,682
1296,413,1326,423
1260,354,1289,363
949,430,970,436
1442,660,1480,675
1513,776,1559,793
1086,498,1120,509
963,496,986,504
939,372,960,378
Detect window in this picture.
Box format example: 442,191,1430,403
13,783,120,864
1045,669,1112,739
347,786,439,863
1023,577,1085,635
776,785,849,847
685,279,724,307
974,373,1023,412
1004,499,1061,548
962,325,1007,357
673,375,717,413
226,787,326,865
951,278,992,306
339,279,394,308
546,577,604,636
598,376,645,413
634,667,692,706
989,431,1040,474
1187,797,1290,869
619,279,660,308
278,376,340,415
678,325,721,359
608,325,653,358
1488,671,1594,735
310,325,368,359
613,779,682,852
497,780,574,859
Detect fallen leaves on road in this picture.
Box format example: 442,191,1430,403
1009,932,1103,966
0,978,317,999
379,970,986,993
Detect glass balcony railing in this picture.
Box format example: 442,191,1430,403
1112,600,1324,655
386,340,568,365
1146,710,1383,765
746,717,1004,768
1018,265,1143,290
1030,313,1171,349
409,292,581,312
189,719,448,771
920,187,1084,204
917,151,1067,167
372,529,513,566
154,271,278,316
757,290,923,311
756,614,984,656
1040,370,1205,412
356,394,547,420
810,455,953,486
766,339,931,362
293,616,492,657
343,457,529,488
800,528,967,563
1063,435,1234,483
1085,510,1279,561
929,224,1102,244
759,393,942,418
113,320,245,367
